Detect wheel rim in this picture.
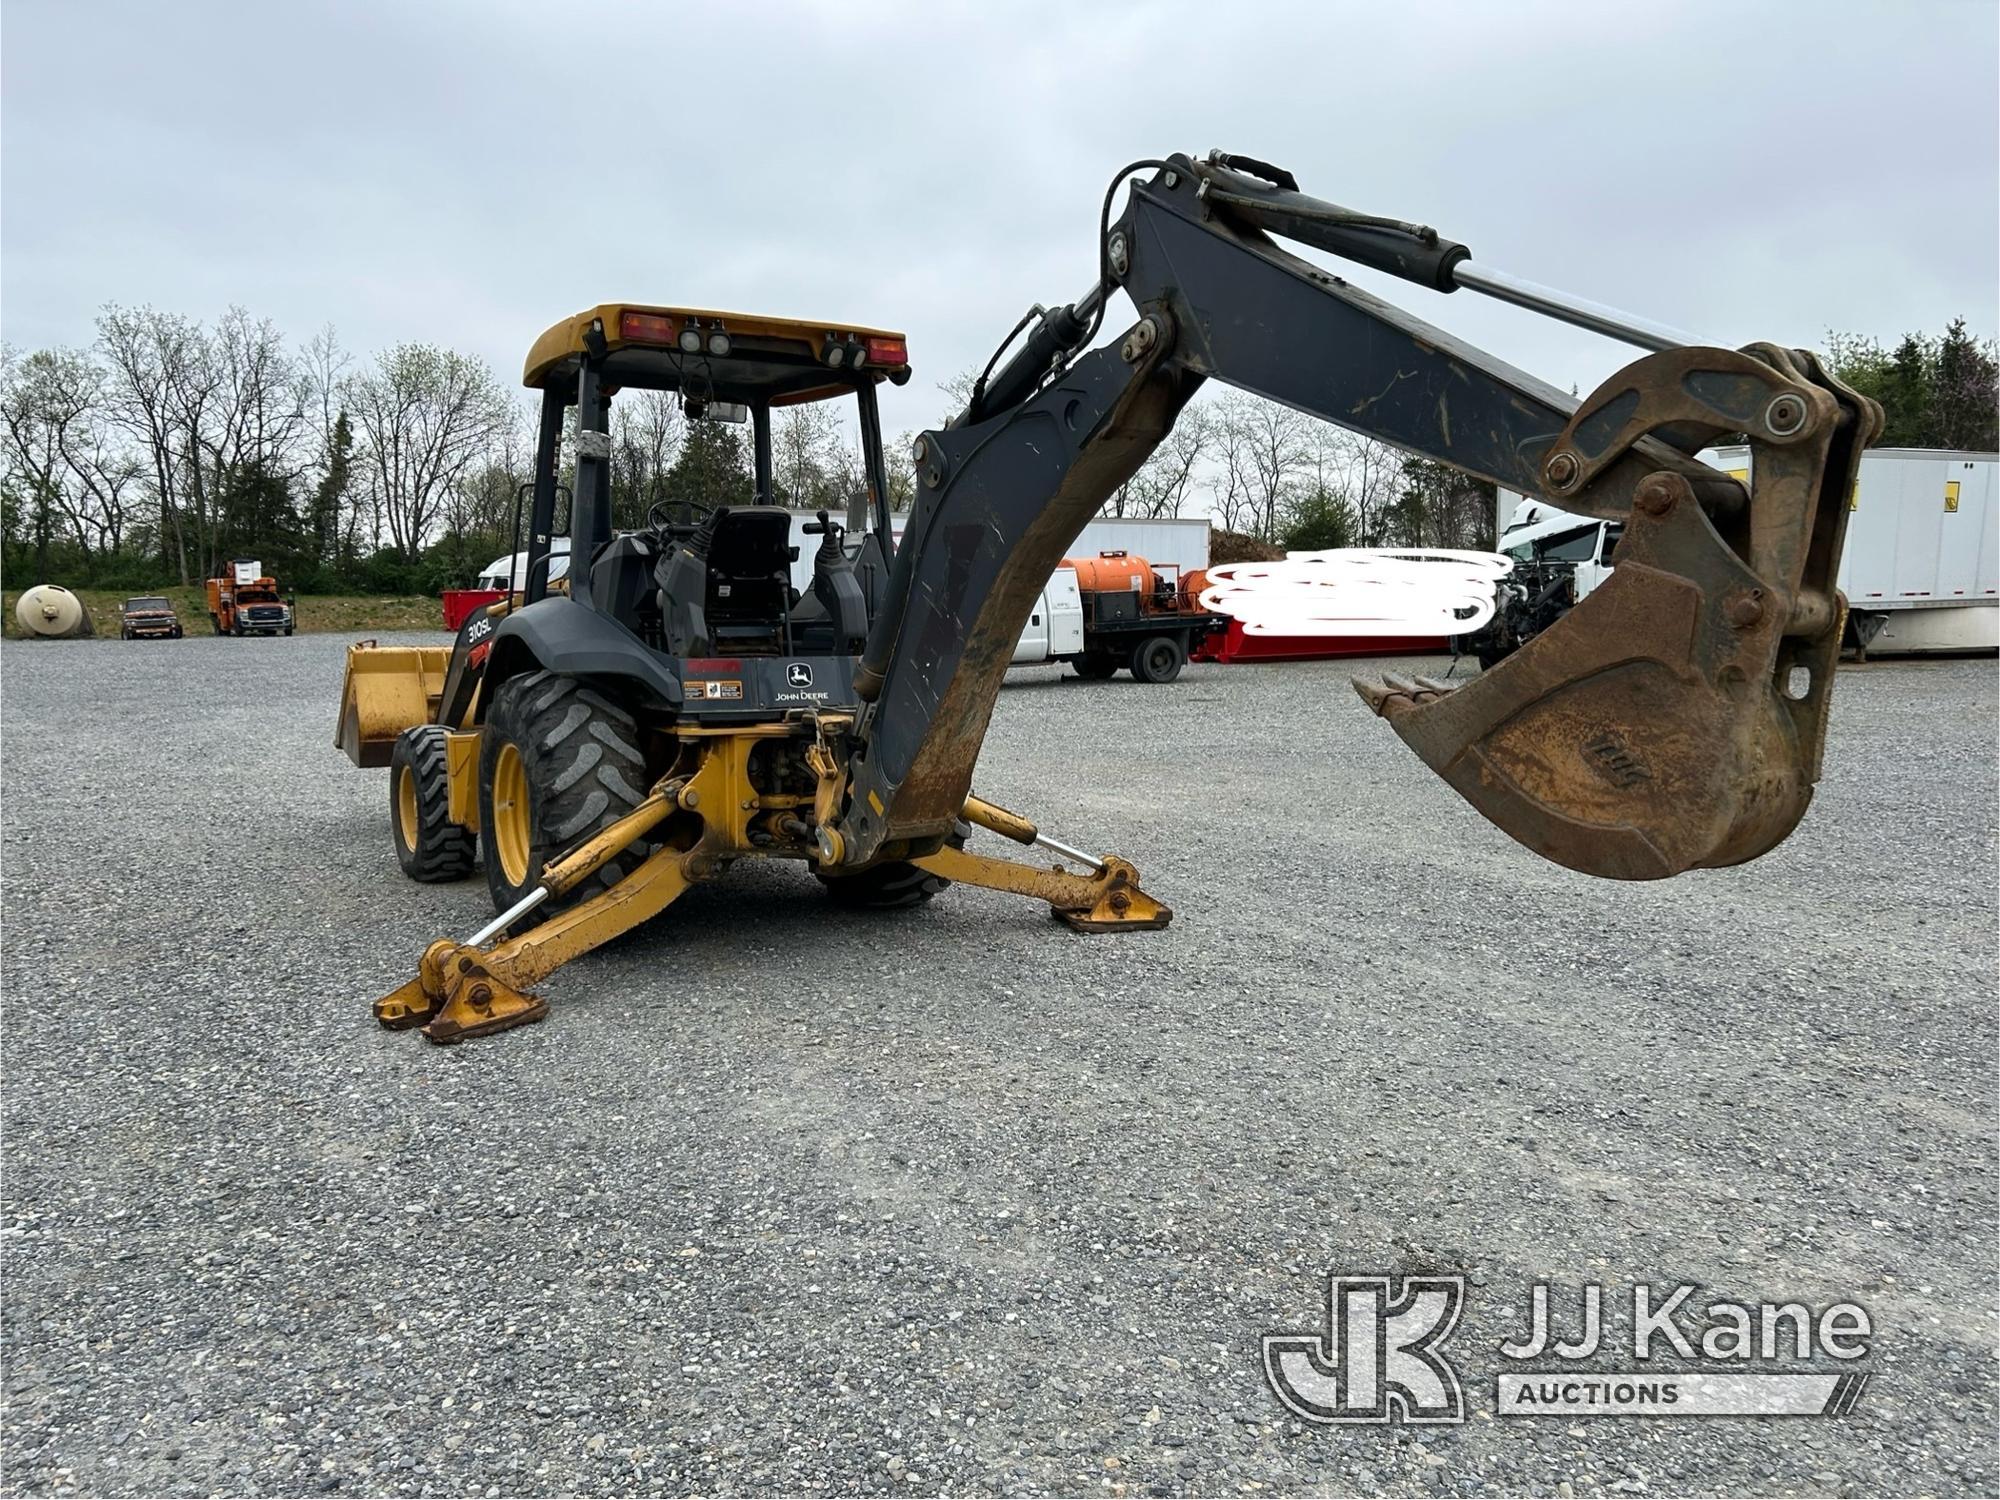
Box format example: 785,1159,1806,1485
1147,642,1174,675
395,764,420,849
491,741,532,887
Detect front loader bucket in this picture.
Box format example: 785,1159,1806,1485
335,641,451,767
1358,343,1881,881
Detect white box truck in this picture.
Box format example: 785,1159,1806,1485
1489,447,1997,657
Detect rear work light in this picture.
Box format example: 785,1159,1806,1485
619,311,676,344
678,328,703,353
865,336,908,367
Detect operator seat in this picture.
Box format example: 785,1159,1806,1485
704,507,798,649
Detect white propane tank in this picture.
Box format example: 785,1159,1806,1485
13,584,96,639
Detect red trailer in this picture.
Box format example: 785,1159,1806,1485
1179,566,1446,662
441,588,506,631
1191,617,1447,662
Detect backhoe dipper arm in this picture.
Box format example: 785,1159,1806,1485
828,152,1878,881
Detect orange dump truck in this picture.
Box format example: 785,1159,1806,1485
206,559,295,637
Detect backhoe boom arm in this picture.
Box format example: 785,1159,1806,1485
830,152,1879,880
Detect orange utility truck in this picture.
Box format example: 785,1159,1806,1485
207,559,295,636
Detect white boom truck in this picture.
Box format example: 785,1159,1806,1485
1479,446,1997,660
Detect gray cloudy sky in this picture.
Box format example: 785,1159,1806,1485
4,0,1995,440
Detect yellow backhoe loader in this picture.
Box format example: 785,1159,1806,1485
337,151,1880,1042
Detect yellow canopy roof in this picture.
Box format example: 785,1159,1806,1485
523,303,909,406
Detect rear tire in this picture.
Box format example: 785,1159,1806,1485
478,670,651,920
1130,634,1186,684
390,726,477,882
210,615,224,636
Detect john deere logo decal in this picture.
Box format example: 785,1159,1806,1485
786,662,814,688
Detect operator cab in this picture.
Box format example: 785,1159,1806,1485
511,304,913,717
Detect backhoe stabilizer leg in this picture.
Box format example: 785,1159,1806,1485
369,837,695,1043
912,844,1172,931
373,939,457,1031
418,948,550,1044
371,935,551,1042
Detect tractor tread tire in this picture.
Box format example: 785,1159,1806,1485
391,726,477,882
480,670,650,920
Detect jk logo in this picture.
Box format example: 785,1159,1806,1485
1262,1274,1466,1424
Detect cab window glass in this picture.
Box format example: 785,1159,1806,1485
1536,525,1601,563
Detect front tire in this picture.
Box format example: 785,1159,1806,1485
1072,652,1119,680
390,726,477,882
478,670,651,920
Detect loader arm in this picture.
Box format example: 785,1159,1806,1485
828,152,1879,879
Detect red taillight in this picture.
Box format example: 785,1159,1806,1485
684,658,742,673
619,311,676,344
865,337,908,367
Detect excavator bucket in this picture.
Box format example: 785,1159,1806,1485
1356,343,1882,880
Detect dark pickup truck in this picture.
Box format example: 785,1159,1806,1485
119,596,184,640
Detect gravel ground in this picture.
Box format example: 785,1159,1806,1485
3,632,1995,1497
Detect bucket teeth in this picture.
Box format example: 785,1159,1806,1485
1351,671,1453,718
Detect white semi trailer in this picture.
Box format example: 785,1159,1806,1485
1493,447,1997,655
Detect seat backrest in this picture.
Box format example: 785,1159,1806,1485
706,507,796,623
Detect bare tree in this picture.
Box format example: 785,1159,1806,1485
1331,430,1403,545
346,344,509,560
182,307,312,573
936,367,977,423
298,325,353,557
445,402,537,542
885,429,919,512
609,389,682,528
773,402,845,509
1208,396,1258,535
1208,392,1309,540
97,305,206,581
1108,405,1210,518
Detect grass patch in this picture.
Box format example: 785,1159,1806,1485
3,587,445,640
